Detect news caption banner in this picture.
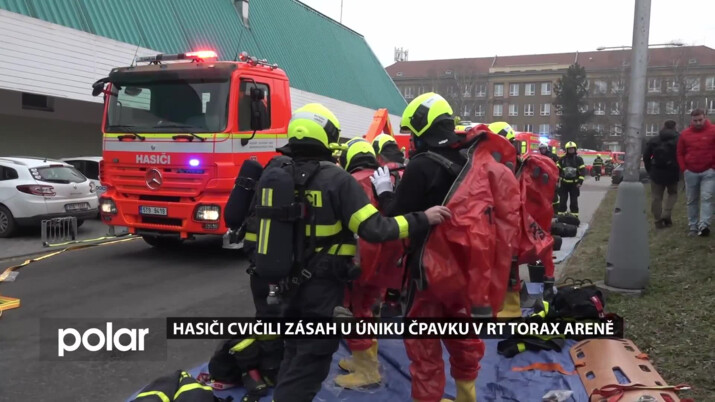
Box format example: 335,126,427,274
167,317,623,340
40,318,167,361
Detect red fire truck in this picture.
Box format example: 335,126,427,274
92,50,289,247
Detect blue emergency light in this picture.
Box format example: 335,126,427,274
189,159,200,167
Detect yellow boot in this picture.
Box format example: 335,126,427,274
334,345,381,388
338,340,377,372
454,379,477,402
497,289,522,318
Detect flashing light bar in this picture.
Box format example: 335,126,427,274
238,51,279,70
136,50,218,63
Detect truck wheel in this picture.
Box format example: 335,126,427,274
142,235,184,248
0,205,17,238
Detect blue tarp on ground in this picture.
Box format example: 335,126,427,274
129,284,589,401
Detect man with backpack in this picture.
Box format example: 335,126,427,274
643,120,680,229
372,93,503,402
249,103,450,402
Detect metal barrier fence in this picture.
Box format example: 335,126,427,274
41,217,78,247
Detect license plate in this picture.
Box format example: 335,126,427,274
65,202,90,212
139,206,167,216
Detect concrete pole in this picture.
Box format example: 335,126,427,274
602,0,651,293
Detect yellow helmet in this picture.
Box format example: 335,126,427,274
401,92,460,147
288,103,341,149
488,122,516,141
340,138,376,171
596,153,601,157
565,141,577,150
372,134,397,155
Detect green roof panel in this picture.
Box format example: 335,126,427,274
0,0,406,113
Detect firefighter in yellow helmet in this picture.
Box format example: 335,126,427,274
592,153,604,181
371,92,483,402
248,103,450,402
488,121,522,170
372,133,406,165
557,141,586,216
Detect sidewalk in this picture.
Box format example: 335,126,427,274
0,219,114,262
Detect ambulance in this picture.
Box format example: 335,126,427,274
92,50,291,247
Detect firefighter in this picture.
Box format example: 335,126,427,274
372,133,406,165
372,93,484,402
334,138,405,389
592,154,604,181
557,142,586,216
489,121,522,170
252,103,450,402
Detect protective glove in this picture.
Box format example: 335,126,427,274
370,166,393,195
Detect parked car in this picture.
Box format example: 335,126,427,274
61,157,105,198
611,162,649,185
0,157,99,237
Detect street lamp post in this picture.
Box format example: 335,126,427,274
600,0,652,295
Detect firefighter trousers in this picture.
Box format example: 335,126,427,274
558,182,580,214
344,282,383,351
272,275,346,402
404,286,485,402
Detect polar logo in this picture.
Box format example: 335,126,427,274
58,322,149,357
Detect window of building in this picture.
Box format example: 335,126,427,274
666,79,680,93
524,104,534,116
593,80,608,94
611,101,621,115
686,100,698,113
417,86,425,95
475,84,487,97
493,104,503,116
594,102,605,115
646,123,658,137
611,80,625,94
22,93,54,112
665,101,678,115
538,124,550,135
611,124,623,137
463,104,471,116
541,82,552,95
494,84,504,97
447,86,457,98
708,99,715,115
463,85,472,98
686,77,700,92
475,104,486,116
403,86,414,99
508,104,518,116
648,78,661,93
646,101,660,115
509,83,519,97
594,124,604,133
540,103,550,116
524,124,533,132
706,77,715,91
525,83,536,96
511,124,518,131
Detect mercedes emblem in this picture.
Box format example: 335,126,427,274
145,169,163,190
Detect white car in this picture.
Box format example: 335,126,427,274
61,156,105,198
0,157,99,237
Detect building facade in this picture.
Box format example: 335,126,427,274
386,46,715,151
0,0,405,158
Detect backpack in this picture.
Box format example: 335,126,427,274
652,138,676,168
131,370,226,402
252,156,325,282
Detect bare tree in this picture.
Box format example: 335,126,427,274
663,46,704,128
447,68,481,120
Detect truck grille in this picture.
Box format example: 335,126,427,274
105,165,213,198
141,217,183,226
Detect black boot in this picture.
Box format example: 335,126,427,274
543,277,555,302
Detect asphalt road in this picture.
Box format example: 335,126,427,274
0,236,253,402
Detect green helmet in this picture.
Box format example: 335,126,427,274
488,121,516,141
372,134,397,155
287,103,341,149
401,92,460,147
340,138,376,171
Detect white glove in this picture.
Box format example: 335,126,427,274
370,166,393,195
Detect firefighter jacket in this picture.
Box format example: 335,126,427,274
131,370,219,402
557,154,586,185
593,157,604,167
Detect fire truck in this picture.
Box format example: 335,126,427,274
92,50,290,247
514,132,560,156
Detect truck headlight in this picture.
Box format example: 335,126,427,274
100,198,117,214
195,205,220,221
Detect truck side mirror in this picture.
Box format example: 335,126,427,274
92,80,106,97
249,88,270,131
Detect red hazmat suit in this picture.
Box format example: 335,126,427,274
516,154,559,277
344,168,405,352
408,130,521,401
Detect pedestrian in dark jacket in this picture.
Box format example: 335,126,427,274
676,109,715,237
643,120,680,229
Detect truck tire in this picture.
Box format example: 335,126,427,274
142,235,184,248
0,205,17,238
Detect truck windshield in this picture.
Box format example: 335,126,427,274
106,79,230,133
